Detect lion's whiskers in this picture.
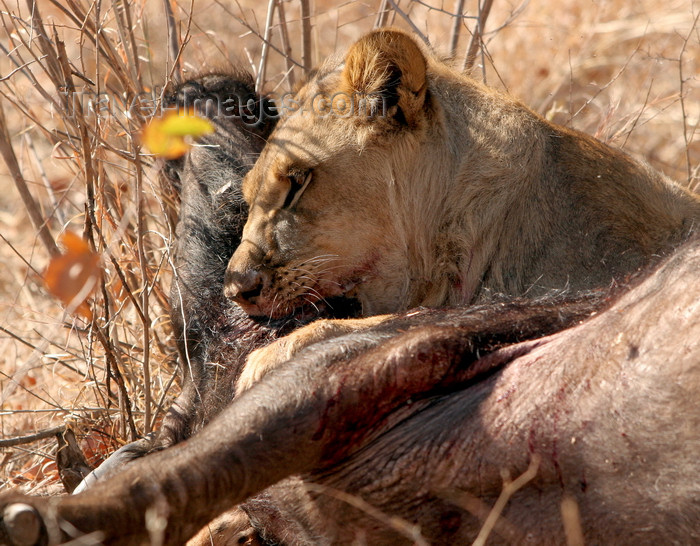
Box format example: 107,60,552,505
263,253,347,317
267,290,283,325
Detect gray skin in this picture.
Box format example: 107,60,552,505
2,73,700,545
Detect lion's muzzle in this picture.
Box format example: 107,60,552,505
224,240,270,315
224,266,269,312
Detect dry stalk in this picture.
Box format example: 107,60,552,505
448,0,465,56
305,483,429,545
163,0,182,85
134,146,152,434
275,0,297,90
300,0,313,74
0,102,59,258
374,0,391,27
472,454,541,546
0,426,67,449
256,0,277,94
463,0,494,72
561,494,584,546
385,0,429,45
112,0,142,86
437,487,523,543
677,11,700,185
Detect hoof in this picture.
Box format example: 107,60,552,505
2,503,41,546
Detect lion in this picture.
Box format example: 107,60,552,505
224,28,700,390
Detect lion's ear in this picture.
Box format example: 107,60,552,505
341,29,427,126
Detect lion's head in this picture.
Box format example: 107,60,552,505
223,29,451,318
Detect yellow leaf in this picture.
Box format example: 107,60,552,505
141,110,214,159
159,113,215,137
44,231,101,320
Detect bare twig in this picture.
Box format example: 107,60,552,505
163,0,182,84
112,0,142,86
620,79,654,149
276,0,296,90
677,11,700,185
566,42,641,124
463,0,494,72
60,0,138,95
0,425,67,448
212,0,305,70
306,484,429,546
472,455,541,546
0,101,58,257
24,133,67,227
134,145,152,434
374,0,391,28
256,0,277,93
300,0,313,75
93,325,139,440
0,324,42,353
437,487,524,543
385,0,430,45
449,0,465,56
25,0,64,87
0,54,47,82
121,0,142,86
149,362,179,432
561,495,584,546
163,0,194,97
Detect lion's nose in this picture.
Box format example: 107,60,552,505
224,268,265,304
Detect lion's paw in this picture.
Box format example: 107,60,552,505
236,338,297,394
236,316,391,395
235,319,344,394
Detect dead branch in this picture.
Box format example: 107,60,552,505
0,425,66,448
306,484,429,546
472,454,541,546
561,495,584,546
276,0,297,90
448,0,465,56
374,0,391,28
256,0,277,93
463,0,494,72
134,147,152,434
437,487,523,544
677,11,700,185
385,0,430,45
163,0,182,84
0,101,58,257
300,0,313,75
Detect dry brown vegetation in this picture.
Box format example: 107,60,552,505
0,0,698,498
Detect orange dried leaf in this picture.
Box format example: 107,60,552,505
108,275,130,309
44,231,101,320
82,430,117,464
141,111,214,159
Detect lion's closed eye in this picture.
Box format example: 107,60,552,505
283,170,313,209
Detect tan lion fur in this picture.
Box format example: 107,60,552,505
225,28,700,321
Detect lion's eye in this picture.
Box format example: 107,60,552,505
282,171,313,209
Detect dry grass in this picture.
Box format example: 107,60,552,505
0,0,697,500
